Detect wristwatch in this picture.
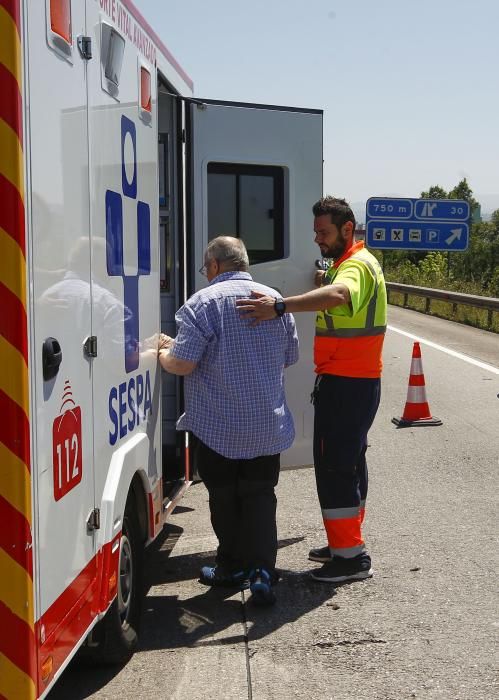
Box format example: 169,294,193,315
274,298,286,317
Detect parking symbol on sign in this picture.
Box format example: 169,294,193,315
373,228,386,241
409,229,422,242
391,228,403,241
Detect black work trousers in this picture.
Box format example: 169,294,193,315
312,374,381,556
192,437,281,574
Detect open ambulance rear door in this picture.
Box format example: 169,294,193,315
187,99,323,467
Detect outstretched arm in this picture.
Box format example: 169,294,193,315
158,333,197,375
235,284,351,324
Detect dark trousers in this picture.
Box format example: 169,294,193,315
192,437,280,574
312,374,381,556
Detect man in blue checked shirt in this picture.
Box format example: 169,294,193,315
158,236,298,606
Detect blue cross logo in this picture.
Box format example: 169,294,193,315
105,115,151,373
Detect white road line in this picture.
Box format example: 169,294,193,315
388,325,499,375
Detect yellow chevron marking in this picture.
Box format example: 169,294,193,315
0,119,24,201
0,652,36,700
0,442,31,525
0,227,26,305
0,6,22,86
0,335,28,412
0,549,33,628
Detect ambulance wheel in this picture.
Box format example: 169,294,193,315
86,505,144,665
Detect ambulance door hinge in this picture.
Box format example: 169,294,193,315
87,508,100,532
84,335,98,358
77,35,93,60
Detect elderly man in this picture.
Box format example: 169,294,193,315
159,236,298,605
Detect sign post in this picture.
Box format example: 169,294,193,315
366,197,470,252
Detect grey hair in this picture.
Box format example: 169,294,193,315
205,236,249,271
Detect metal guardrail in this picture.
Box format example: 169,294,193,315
386,282,499,329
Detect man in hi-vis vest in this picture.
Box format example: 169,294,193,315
236,196,387,583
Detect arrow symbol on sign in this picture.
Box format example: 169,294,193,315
445,228,462,246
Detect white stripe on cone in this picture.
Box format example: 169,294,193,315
407,386,428,403
410,358,424,375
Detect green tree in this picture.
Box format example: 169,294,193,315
420,185,448,199
452,221,493,289
449,178,480,220
488,267,499,297
419,252,449,286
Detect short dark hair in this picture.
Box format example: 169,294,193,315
312,196,356,232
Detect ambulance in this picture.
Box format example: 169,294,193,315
0,0,323,697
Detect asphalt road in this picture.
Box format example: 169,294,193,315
49,306,499,700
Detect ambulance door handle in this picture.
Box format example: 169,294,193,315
42,337,62,381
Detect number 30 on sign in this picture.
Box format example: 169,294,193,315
52,406,83,501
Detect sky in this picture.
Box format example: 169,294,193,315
134,0,499,216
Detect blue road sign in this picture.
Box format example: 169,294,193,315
366,197,470,251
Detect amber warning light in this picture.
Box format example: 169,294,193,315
141,67,152,113
50,0,72,44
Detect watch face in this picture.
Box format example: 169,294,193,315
275,300,286,316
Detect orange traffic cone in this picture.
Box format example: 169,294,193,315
392,342,442,427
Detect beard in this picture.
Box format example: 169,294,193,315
322,238,348,260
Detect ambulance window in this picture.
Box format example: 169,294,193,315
104,30,125,85
101,23,125,97
207,163,284,264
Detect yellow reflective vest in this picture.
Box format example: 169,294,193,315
314,242,387,378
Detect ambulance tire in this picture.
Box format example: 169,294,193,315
85,505,144,665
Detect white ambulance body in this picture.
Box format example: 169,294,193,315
0,1,322,697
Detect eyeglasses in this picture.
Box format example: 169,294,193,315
199,258,215,276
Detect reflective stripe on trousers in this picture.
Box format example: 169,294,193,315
322,506,365,557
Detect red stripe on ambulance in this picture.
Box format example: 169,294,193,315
0,0,21,30
0,64,22,144
0,390,30,465
0,495,33,575
0,174,26,254
0,600,36,679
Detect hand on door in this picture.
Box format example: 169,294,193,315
158,333,175,352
